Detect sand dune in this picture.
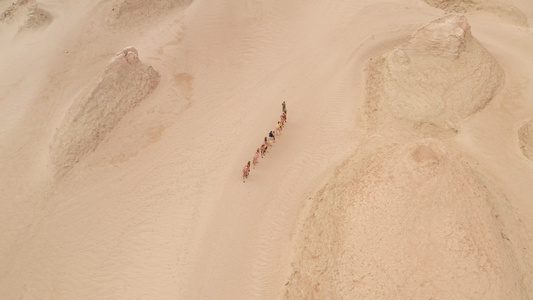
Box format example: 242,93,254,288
0,0,532,299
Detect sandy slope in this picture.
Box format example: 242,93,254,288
0,0,532,299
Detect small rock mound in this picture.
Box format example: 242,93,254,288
424,0,528,26
367,15,503,129
50,47,160,174
284,138,525,299
0,0,51,32
518,119,533,160
20,5,51,31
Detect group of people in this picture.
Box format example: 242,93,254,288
243,101,287,183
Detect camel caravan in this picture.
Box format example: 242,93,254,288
243,102,287,183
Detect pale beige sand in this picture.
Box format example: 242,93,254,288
0,0,532,299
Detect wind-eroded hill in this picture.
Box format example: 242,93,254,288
50,47,160,175
285,15,531,299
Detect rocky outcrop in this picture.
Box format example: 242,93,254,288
519,119,533,160
424,0,528,27
0,0,51,32
367,15,503,130
108,0,192,26
284,139,525,299
50,47,160,174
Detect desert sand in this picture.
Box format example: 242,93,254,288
1,0,532,299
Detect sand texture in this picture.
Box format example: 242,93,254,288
1,0,532,299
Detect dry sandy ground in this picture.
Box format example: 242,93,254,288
0,0,532,299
